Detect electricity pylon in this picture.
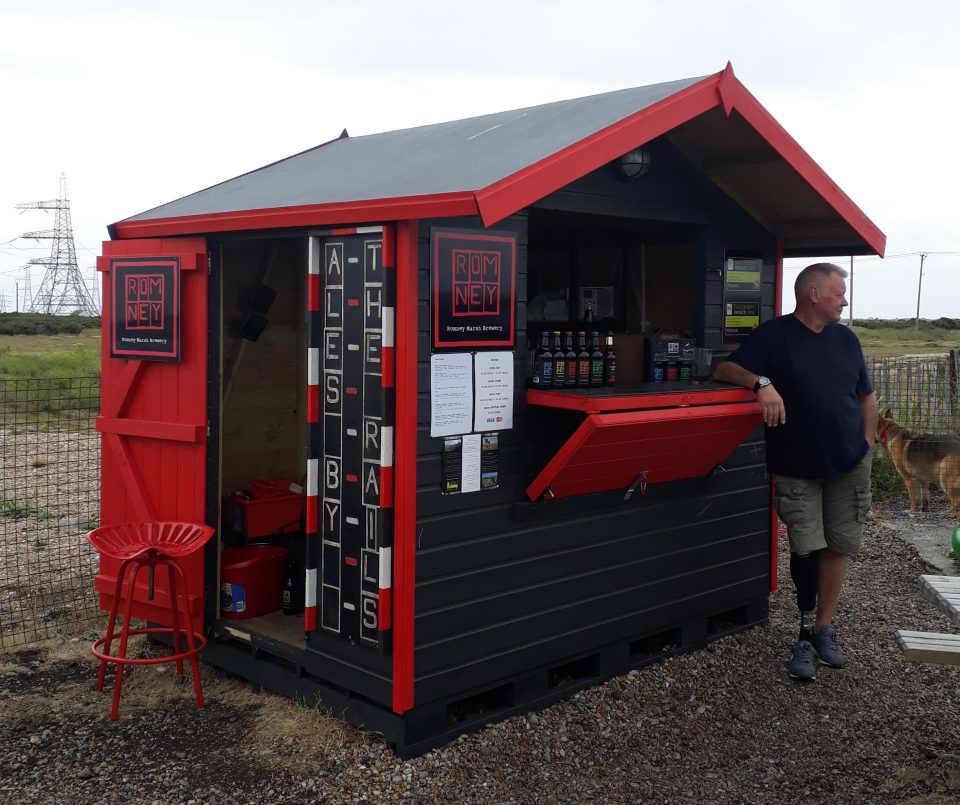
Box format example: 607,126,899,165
16,174,99,315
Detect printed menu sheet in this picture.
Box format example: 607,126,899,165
473,350,514,432
430,352,473,437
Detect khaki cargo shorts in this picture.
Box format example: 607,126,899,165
775,449,874,556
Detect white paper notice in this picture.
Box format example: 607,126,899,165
430,353,473,437
474,351,514,432
461,433,481,493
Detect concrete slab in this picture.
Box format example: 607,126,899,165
874,513,960,576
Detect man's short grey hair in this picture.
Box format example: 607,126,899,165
794,262,848,298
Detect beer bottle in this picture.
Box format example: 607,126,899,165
576,331,591,387
603,333,616,386
563,331,578,387
534,331,553,388
552,331,567,386
282,555,303,616
589,331,604,387
583,299,595,328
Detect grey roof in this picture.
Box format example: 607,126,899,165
123,76,704,222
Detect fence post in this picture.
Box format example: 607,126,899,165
950,349,958,433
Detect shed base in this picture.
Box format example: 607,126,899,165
197,595,768,758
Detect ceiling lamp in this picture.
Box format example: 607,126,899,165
616,147,651,180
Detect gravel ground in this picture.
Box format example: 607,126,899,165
2,520,960,804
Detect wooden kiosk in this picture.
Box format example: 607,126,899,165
94,64,885,756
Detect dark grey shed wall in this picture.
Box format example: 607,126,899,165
410,161,778,705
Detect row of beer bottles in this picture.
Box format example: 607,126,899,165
531,330,615,388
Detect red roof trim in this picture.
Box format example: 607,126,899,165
473,63,884,255
112,192,478,239
474,71,726,227
719,75,886,256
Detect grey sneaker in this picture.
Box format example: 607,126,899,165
788,639,817,681
812,625,845,668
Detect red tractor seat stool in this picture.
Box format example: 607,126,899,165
86,522,216,720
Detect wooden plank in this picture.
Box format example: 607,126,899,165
918,576,960,624
96,416,204,443
896,629,960,665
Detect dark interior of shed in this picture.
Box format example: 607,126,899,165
526,209,699,382
216,236,308,647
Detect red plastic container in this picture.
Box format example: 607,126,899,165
220,545,288,619
222,493,301,539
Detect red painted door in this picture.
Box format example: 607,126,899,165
94,238,209,630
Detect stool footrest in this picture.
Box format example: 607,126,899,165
92,626,207,666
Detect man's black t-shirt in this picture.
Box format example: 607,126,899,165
728,314,872,480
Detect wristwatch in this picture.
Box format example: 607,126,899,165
753,375,772,393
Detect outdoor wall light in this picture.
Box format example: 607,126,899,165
616,146,651,180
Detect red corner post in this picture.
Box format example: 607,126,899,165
392,220,418,713
769,236,785,593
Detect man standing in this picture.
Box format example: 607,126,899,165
713,263,878,681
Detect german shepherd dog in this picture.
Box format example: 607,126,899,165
877,409,960,513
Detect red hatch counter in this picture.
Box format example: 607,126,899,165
526,382,761,502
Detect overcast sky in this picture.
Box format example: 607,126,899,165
1,0,958,319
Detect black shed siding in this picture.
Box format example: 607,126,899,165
411,157,775,707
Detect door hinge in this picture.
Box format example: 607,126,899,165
207,253,213,275
206,421,211,437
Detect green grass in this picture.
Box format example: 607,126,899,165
871,450,905,504
0,313,100,336
0,342,100,379
0,328,101,423
852,318,960,357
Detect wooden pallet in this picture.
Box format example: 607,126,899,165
896,629,960,665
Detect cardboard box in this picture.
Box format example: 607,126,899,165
645,329,695,382
614,333,645,382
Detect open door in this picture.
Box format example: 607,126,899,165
303,226,395,705
94,237,209,631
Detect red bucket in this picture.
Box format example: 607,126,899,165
220,545,288,619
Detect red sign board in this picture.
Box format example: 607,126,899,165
109,257,181,361
432,228,515,348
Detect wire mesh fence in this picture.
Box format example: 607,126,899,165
0,376,101,648
867,350,960,434
866,350,960,511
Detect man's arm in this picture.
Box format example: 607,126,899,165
712,360,786,427
861,391,878,447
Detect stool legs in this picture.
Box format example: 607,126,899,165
168,559,205,708
92,551,206,719
110,558,147,720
